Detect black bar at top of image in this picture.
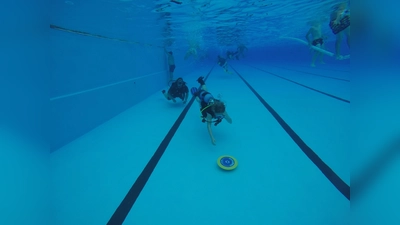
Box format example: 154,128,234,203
230,66,350,200
106,65,215,225
248,65,350,103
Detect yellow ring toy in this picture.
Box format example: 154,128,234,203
217,155,238,171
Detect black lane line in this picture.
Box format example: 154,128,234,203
50,24,161,47
231,66,350,201
266,64,350,82
107,66,215,225
247,65,350,104
283,64,350,73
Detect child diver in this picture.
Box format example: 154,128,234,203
191,76,232,145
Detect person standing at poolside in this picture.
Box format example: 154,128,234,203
165,48,176,82
305,20,327,67
329,2,350,59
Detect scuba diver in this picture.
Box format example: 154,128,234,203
217,55,229,73
190,76,232,145
162,77,188,104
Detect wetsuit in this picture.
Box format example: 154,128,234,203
196,90,224,125
168,82,188,100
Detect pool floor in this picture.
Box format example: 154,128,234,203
50,62,350,225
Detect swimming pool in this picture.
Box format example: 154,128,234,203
5,0,400,224
50,60,350,224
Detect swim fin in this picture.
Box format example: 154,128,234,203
197,76,205,85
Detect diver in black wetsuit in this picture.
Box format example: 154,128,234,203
217,55,229,73
162,77,188,104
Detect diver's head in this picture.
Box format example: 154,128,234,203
212,101,226,114
176,78,184,87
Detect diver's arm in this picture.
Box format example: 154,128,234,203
223,111,232,124
333,9,345,24
207,122,216,145
206,114,216,145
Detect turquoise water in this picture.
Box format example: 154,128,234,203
51,63,350,224
51,0,350,50
6,0,399,224
48,0,352,224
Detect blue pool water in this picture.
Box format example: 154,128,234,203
3,0,400,225
51,60,350,225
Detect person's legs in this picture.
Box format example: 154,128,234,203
311,50,318,67
311,41,321,67
169,70,174,81
223,62,229,72
345,26,350,48
319,52,325,64
335,32,343,58
162,91,176,102
169,65,175,81
169,94,176,102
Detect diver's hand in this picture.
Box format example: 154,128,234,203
333,19,340,26
211,138,216,145
197,76,205,85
